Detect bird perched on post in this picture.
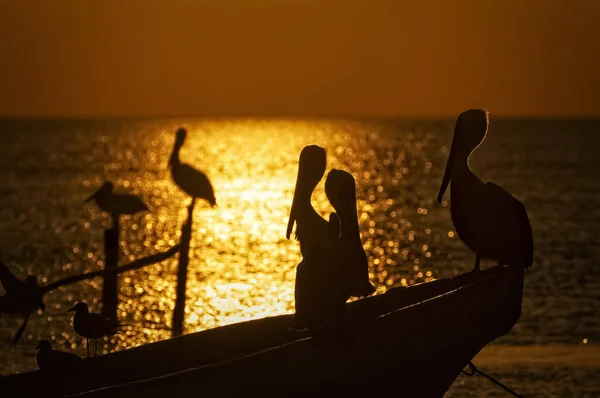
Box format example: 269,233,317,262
68,302,125,357
437,109,534,272
168,128,216,208
84,181,149,217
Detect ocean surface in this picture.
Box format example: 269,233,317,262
0,117,599,396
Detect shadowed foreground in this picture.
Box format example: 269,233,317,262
2,266,523,397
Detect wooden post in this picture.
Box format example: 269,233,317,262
172,200,195,337
102,213,120,320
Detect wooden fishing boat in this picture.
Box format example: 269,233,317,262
1,266,524,397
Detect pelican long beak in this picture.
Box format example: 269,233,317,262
67,306,76,312
437,135,458,203
35,342,41,349
286,170,301,240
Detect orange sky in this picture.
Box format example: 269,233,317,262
1,0,599,118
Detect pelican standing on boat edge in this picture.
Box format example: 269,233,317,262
84,181,149,216
169,128,216,208
286,145,342,331
325,169,376,299
437,109,534,272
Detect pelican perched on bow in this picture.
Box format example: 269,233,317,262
286,145,341,331
169,128,216,207
325,169,376,298
84,181,149,216
437,109,534,272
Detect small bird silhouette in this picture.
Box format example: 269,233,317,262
0,262,45,313
437,109,534,272
68,302,124,357
84,181,149,216
169,128,216,207
36,339,83,372
0,262,45,344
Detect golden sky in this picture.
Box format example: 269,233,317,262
1,0,599,118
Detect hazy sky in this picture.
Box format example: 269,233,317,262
1,0,599,118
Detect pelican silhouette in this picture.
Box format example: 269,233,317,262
286,145,342,331
325,169,376,298
84,181,148,216
437,109,534,272
169,128,216,207
68,302,124,357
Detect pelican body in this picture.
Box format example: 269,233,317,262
68,302,124,357
84,181,148,215
286,145,342,331
169,128,216,207
325,169,376,298
437,109,533,271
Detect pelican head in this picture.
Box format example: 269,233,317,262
36,339,51,351
175,128,187,146
286,145,327,239
68,302,89,314
437,109,489,203
325,169,357,215
84,182,114,203
169,128,188,166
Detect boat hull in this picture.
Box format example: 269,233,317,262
1,266,523,397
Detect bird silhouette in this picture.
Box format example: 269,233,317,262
36,339,83,372
84,181,149,216
325,169,376,299
0,261,45,343
437,109,534,272
286,145,343,332
68,302,124,357
169,128,216,208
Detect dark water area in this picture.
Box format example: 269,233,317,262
1,117,599,396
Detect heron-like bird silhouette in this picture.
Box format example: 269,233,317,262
437,109,534,272
68,302,124,357
286,145,343,332
169,128,216,208
0,262,45,343
325,169,376,298
84,181,149,219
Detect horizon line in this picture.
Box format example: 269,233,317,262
2,113,600,121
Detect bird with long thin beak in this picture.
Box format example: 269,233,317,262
437,109,534,272
169,128,216,208
68,302,125,358
84,181,149,216
286,145,341,332
325,169,376,299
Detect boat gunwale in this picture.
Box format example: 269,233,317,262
62,266,523,397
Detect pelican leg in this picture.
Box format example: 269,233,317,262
474,254,481,272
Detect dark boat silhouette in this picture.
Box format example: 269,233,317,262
1,266,523,397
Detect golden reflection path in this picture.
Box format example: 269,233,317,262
3,119,465,367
